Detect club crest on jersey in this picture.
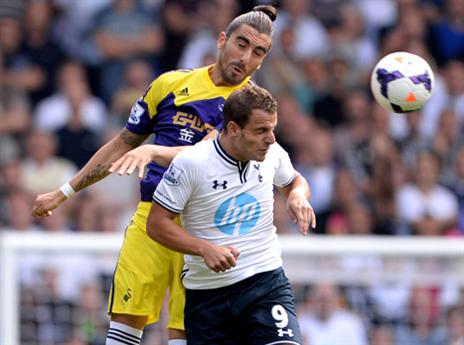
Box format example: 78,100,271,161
128,99,146,125
253,164,263,182
163,164,184,185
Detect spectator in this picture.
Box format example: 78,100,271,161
428,0,464,66
333,89,373,189
91,0,164,101
73,282,107,343
110,58,154,127
297,55,330,114
420,59,464,140
313,56,357,128
0,16,46,96
330,168,363,216
354,0,396,39
326,2,377,83
441,306,464,345
21,1,66,104
37,205,72,233
2,189,39,232
368,103,406,235
34,60,107,134
431,108,464,181
256,24,306,97
51,0,112,62
273,0,329,59
19,130,77,195
444,147,464,234
159,0,199,71
399,110,430,172
274,93,314,157
177,0,239,69
345,200,375,235
294,125,337,233
370,325,395,345
395,150,459,235
395,285,444,345
0,71,31,164
299,282,368,345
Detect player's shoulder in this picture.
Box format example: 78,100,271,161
268,141,289,158
154,66,205,85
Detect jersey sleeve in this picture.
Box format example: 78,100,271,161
272,143,296,188
153,149,198,213
125,73,168,134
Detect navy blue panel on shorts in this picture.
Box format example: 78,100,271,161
184,268,302,345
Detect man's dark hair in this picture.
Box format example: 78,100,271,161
222,84,277,132
226,4,277,38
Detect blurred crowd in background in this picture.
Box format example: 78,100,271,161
1,0,464,344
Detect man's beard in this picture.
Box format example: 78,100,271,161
219,59,245,85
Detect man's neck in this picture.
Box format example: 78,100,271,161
218,133,247,163
208,65,233,87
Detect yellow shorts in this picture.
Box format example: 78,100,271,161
108,202,185,330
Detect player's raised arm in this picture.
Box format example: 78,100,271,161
108,128,220,176
278,171,316,235
109,145,184,178
32,128,148,217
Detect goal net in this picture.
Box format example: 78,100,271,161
1,232,463,344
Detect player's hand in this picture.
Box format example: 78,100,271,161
32,190,67,218
287,195,316,235
201,244,240,273
109,145,156,179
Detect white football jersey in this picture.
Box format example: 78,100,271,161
154,138,295,289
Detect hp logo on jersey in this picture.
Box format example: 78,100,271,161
214,193,261,235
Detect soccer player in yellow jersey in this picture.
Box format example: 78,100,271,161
32,5,277,345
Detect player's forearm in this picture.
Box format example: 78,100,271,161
151,145,186,167
70,129,147,192
147,212,210,256
282,172,310,200
150,129,220,167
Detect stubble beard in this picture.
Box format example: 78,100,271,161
219,59,245,85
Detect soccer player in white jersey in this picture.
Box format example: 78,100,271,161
147,84,316,345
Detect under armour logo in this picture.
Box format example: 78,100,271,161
213,180,227,189
277,328,294,337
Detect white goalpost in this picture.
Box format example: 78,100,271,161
1,231,463,344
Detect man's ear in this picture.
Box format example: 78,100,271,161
217,32,227,49
227,121,240,136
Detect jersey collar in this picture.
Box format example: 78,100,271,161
213,138,250,183
214,137,239,167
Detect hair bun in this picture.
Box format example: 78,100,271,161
252,4,277,22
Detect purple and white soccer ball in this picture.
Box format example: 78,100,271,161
370,51,434,113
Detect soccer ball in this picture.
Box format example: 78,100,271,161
370,51,434,113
